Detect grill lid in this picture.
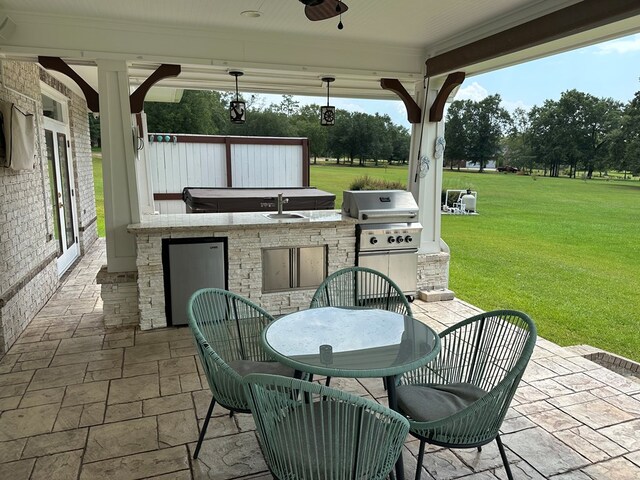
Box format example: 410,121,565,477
342,190,418,222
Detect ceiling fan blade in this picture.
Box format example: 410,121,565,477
305,0,348,21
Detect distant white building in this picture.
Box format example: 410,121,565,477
465,160,497,170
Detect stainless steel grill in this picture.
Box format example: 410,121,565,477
342,190,423,297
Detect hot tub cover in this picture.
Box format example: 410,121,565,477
183,187,336,213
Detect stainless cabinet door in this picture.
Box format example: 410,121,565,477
297,246,326,288
388,250,418,294
169,242,226,326
357,251,390,275
263,248,291,292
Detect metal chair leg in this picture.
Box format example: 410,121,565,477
194,397,216,459
496,435,513,480
414,440,426,480
325,376,332,387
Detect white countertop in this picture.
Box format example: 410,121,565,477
128,210,355,234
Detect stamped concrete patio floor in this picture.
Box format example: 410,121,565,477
1,239,639,479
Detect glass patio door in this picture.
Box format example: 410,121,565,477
44,121,79,276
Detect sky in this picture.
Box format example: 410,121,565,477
258,32,640,130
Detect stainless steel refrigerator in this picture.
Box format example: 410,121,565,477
163,238,227,326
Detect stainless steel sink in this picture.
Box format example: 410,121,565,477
263,212,306,219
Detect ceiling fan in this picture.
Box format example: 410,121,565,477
299,0,349,27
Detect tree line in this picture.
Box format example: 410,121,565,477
445,86,640,178
90,91,411,166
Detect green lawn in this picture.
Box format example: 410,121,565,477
440,172,640,362
93,155,105,237
92,159,640,361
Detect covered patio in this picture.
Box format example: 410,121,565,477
1,1,640,478
1,239,639,479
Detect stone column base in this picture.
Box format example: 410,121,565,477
417,251,450,291
97,266,139,327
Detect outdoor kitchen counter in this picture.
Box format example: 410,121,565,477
127,210,355,234
126,210,358,330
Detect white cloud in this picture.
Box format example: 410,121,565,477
455,82,488,101
334,101,366,113
594,34,640,55
501,99,532,115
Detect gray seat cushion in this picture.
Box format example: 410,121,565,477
228,359,296,378
224,360,297,405
397,383,486,422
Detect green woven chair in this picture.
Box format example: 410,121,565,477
311,266,412,387
187,288,304,459
310,266,412,315
243,373,410,480
396,310,536,480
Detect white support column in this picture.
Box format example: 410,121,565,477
409,77,446,254
135,112,156,215
97,59,140,272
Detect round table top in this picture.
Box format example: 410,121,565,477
262,306,440,378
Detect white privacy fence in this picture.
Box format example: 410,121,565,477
147,134,309,213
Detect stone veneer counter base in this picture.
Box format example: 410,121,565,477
127,211,358,330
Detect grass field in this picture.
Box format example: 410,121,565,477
92,158,640,361
441,172,639,362
311,163,640,361
93,156,105,237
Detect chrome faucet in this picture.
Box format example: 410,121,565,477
277,193,289,214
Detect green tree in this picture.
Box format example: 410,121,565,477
626,91,640,176
444,95,510,172
387,123,410,164
293,104,328,162
88,113,101,147
502,107,535,172
444,100,469,170
276,95,300,116
529,90,622,178
144,90,226,134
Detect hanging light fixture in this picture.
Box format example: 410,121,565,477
320,76,336,126
336,1,344,30
229,70,246,124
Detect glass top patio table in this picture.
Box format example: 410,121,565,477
262,306,440,378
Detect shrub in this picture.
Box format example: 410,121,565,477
349,175,406,190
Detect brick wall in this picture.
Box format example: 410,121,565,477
0,60,96,354
68,90,98,251
133,223,357,330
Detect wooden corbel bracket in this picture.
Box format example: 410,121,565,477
38,56,100,112
129,64,181,113
429,72,465,122
380,78,421,124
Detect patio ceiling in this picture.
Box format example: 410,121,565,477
1,0,640,100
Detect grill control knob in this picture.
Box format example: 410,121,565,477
387,236,396,243
370,237,378,245
396,235,404,243
405,235,413,243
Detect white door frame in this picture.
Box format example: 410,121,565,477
41,83,80,276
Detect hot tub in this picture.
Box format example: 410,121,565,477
182,187,336,213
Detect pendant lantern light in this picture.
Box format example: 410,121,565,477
320,76,336,126
229,70,246,124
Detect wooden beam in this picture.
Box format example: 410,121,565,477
380,78,421,124
38,56,100,112
129,64,181,113
426,0,640,77
429,72,465,122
